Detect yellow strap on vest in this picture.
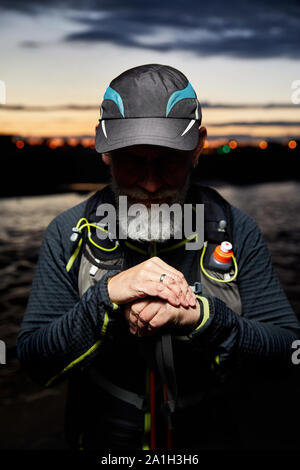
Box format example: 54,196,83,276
200,241,238,283
142,369,151,450
45,312,109,387
157,233,197,254
66,238,83,272
66,219,119,272
125,234,197,257
188,295,210,338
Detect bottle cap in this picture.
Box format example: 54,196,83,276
220,241,232,253
213,241,233,263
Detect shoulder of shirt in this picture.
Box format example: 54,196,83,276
230,203,261,234
189,181,262,239
45,186,111,239
45,198,88,237
192,182,261,235
228,203,266,261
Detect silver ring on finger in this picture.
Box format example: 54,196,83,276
160,273,167,283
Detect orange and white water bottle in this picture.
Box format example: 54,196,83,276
209,241,233,271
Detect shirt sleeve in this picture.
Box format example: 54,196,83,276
189,205,300,365
16,215,121,387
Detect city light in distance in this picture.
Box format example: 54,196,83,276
259,140,268,150
288,140,297,150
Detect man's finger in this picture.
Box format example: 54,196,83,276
135,280,180,306
138,300,164,325
148,305,174,330
139,266,185,304
131,300,150,315
150,257,195,307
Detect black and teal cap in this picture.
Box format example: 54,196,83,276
95,64,202,153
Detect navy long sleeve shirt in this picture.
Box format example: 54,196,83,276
16,187,300,388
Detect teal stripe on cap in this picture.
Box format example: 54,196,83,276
104,86,125,117
166,82,196,117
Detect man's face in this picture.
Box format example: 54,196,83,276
100,127,207,242
106,145,195,206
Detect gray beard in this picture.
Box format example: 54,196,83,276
110,173,190,243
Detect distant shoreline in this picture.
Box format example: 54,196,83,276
1,135,299,198
1,178,300,200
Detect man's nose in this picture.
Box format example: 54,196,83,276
138,163,163,193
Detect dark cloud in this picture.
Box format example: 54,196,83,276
19,40,40,48
63,2,300,59
1,1,300,59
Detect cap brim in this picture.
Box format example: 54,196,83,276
95,117,200,153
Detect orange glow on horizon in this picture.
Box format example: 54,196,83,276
47,138,65,149
1,106,300,141
67,137,80,147
26,137,44,146
81,137,94,148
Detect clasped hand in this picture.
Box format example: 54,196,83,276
107,256,200,336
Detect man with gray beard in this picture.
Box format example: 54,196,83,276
17,64,300,452
109,151,191,243
111,171,188,243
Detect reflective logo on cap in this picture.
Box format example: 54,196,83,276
181,119,196,136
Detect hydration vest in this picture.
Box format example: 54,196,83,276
74,183,241,314
67,182,242,449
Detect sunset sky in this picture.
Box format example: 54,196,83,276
0,0,300,143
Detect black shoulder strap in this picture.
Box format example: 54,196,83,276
83,187,109,220
189,182,233,244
